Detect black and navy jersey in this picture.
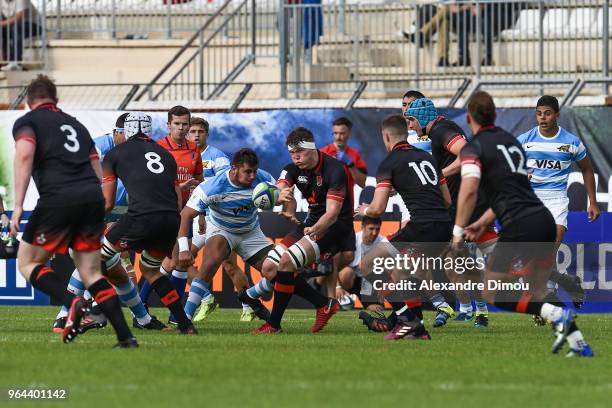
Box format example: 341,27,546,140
429,116,466,202
459,126,546,228
12,103,102,207
376,141,450,223
278,151,354,226
103,136,179,217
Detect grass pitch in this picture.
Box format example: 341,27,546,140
0,307,610,408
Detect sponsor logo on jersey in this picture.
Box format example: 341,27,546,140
298,176,308,184
202,160,212,169
36,234,46,245
534,159,562,169
558,144,571,152
418,135,430,142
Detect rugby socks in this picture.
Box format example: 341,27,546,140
169,269,189,322
116,280,152,326
270,271,295,329
405,297,423,321
139,265,170,305
185,278,211,319
152,276,191,330
431,293,451,312
293,275,328,308
394,304,417,321
56,269,87,319
475,301,488,314
246,278,272,299
459,303,474,315
30,265,75,309
494,291,562,318
88,278,132,342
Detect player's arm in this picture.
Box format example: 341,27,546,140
304,198,343,239
277,171,301,224
576,156,600,222
465,208,496,242
175,182,183,211
89,146,103,183
453,145,482,245
10,127,36,235
442,136,467,178
440,180,452,208
177,206,199,268
357,184,390,218
101,154,117,213
349,166,367,188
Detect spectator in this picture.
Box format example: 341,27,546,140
403,1,453,67
1,0,40,71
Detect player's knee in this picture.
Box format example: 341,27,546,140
278,253,296,271
261,259,278,280
141,250,163,270
282,242,310,270
101,237,119,261
338,267,355,290
106,263,129,286
265,244,285,267
104,253,121,272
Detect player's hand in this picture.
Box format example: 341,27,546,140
278,185,295,204
178,250,193,268
303,226,320,241
279,211,301,225
0,212,9,229
446,235,467,258
464,221,486,242
588,203,601,222
180,179,200,191
355,203,370,217
9,206,22,236
335,286,347,300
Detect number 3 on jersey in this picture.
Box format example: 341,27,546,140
61,124,80,153
145,152,165,174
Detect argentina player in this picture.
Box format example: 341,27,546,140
517,95,599,306
177,148,274,324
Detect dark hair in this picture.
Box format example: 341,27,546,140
167,105,191,122
402,90,425,100
286,127,315,146
26,74,58,104
536,95,560,113
115,113,129,128
190,117,209,132
362,216,382,226
467,91,496,127
381,114,408,136
232,148,258,167
332,117,353,129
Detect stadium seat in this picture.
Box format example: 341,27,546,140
542,8,570,37
596,7,612,36
567,8,598,38
501,9,543,40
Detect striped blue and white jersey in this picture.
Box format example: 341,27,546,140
201,145,231,180
94,133,128,208
517,126,587,191
407,130,432,154
186,168,275,234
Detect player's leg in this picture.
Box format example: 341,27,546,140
71,248,136,346
219,254,257,321
185,234,230,321
139,255,173,309
102,252,167,331
53,268,86,332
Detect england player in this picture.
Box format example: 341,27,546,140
251,127,353,334
102,112,197,335
10,75,136,347
51,113,158,333
185,118,259,322
453,91,592,357
406,98,492,327
356,114,453,340
517,95,599,307
138,106,203,324
177,148,274,324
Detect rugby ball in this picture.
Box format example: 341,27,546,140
252,181,279,210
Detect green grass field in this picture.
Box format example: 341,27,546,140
0,306,610,408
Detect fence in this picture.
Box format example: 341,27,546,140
280,0,611,97
0,0,47,69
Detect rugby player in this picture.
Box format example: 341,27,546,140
10,75,136,347
356,114,453,340
176,148,274,324
517,95,598,308
102,112,197,335
453,91,592,357
251,127,353,334
138,106,203,324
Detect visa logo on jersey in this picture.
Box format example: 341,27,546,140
534,159,562,169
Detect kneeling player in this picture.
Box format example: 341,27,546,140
102,113,197,335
